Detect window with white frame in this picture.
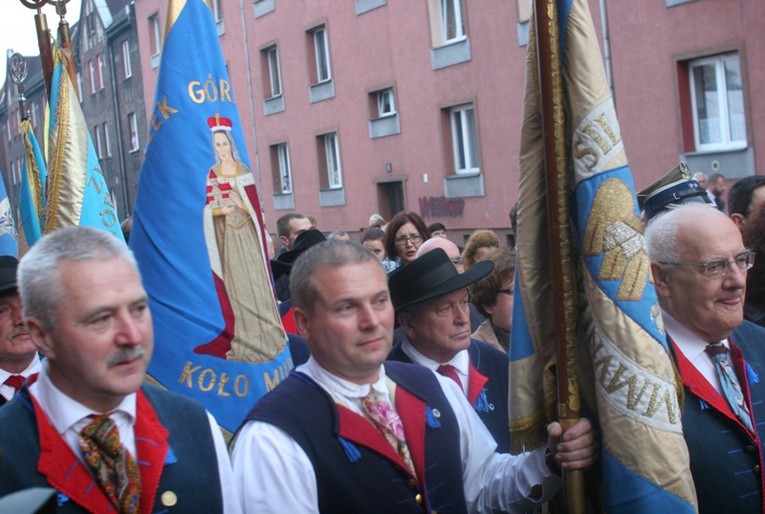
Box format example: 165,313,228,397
277,143,292,193
440,0,466,44
312,27,332,83
89,60,96,94
376,88,396,117
103,122,111,157
122,41,132,78
322,133,342,188
265,46,282,97
128,112,139,151
6,119,11,142
30,102,38,128
449,104,480,174
77,71,84,102
689,53,746,151
149,13,162,56
212,0,223,23
96,55,105,90
94,125,104,158
11,161,17,186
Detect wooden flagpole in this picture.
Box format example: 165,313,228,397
533,0,585,511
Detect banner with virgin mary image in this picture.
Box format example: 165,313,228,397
130,0,291,433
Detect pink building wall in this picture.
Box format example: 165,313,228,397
133,0,765,242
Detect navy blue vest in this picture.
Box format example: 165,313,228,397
0,383,223,513
244,361,468,513
388,338,511,453
678,321,765,514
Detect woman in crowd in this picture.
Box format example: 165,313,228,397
383,211,429,270
468,249,515,353
462,229,500,270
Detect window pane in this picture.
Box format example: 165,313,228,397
325,134,341,188
724,56,746,143
453,110,466,169
268,48,281,96
122,41,132,78
278,144,291,193
377,89,394,116
692,63,719,145
441,0,464,42
465,107,478,168
314,29,330,82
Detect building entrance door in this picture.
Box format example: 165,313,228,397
376,180,404,220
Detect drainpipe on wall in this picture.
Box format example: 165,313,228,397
599,0,615,106
239,0,261,189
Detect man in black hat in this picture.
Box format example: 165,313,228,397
271,228,327,304
0,255,40,406
387,248,512,452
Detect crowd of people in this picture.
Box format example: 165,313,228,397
0,169,763,513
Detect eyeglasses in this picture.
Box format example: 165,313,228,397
394,233,424,246
659,249,755,278
496,289,514,296
451,256,465,265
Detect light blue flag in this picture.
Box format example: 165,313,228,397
0,168,18,258
19,119,45,249
130,0,292,433
44,48,123,240
510,0,697,511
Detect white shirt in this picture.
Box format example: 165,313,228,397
29,361,242,514
401,336,470,397
231,357,559,514
0,353,41,402
662,309,727,393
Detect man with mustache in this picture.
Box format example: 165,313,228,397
231,241,596,513
0,255,40,406
646,204,765,514
0,227,241,513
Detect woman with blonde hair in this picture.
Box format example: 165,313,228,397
462,229,500,270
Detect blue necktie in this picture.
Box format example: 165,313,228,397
706,342,754,432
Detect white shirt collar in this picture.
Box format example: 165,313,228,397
0,354,42,402
300,356,389,400
28,360,136,436
400,337,469,396
400,337,470,374
662,309,726,391
0,353,41,382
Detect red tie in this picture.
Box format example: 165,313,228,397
3,375,26,394
437,364,463,391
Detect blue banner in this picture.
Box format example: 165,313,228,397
130,0,291,432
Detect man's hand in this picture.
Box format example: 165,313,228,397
546,418,598,471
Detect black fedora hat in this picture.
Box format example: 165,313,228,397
0,255,19,295
389,248,493,312
270,229,327,279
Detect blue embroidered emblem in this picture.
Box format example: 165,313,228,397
473,389,490,413
426,407,441,429
165,446,178,465
338,437,361,463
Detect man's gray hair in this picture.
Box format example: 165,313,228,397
290,241,382,313
645,203,719,263
19,227,138,329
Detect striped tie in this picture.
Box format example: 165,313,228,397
706,342,754,432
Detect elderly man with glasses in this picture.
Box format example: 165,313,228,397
646,203,765,514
